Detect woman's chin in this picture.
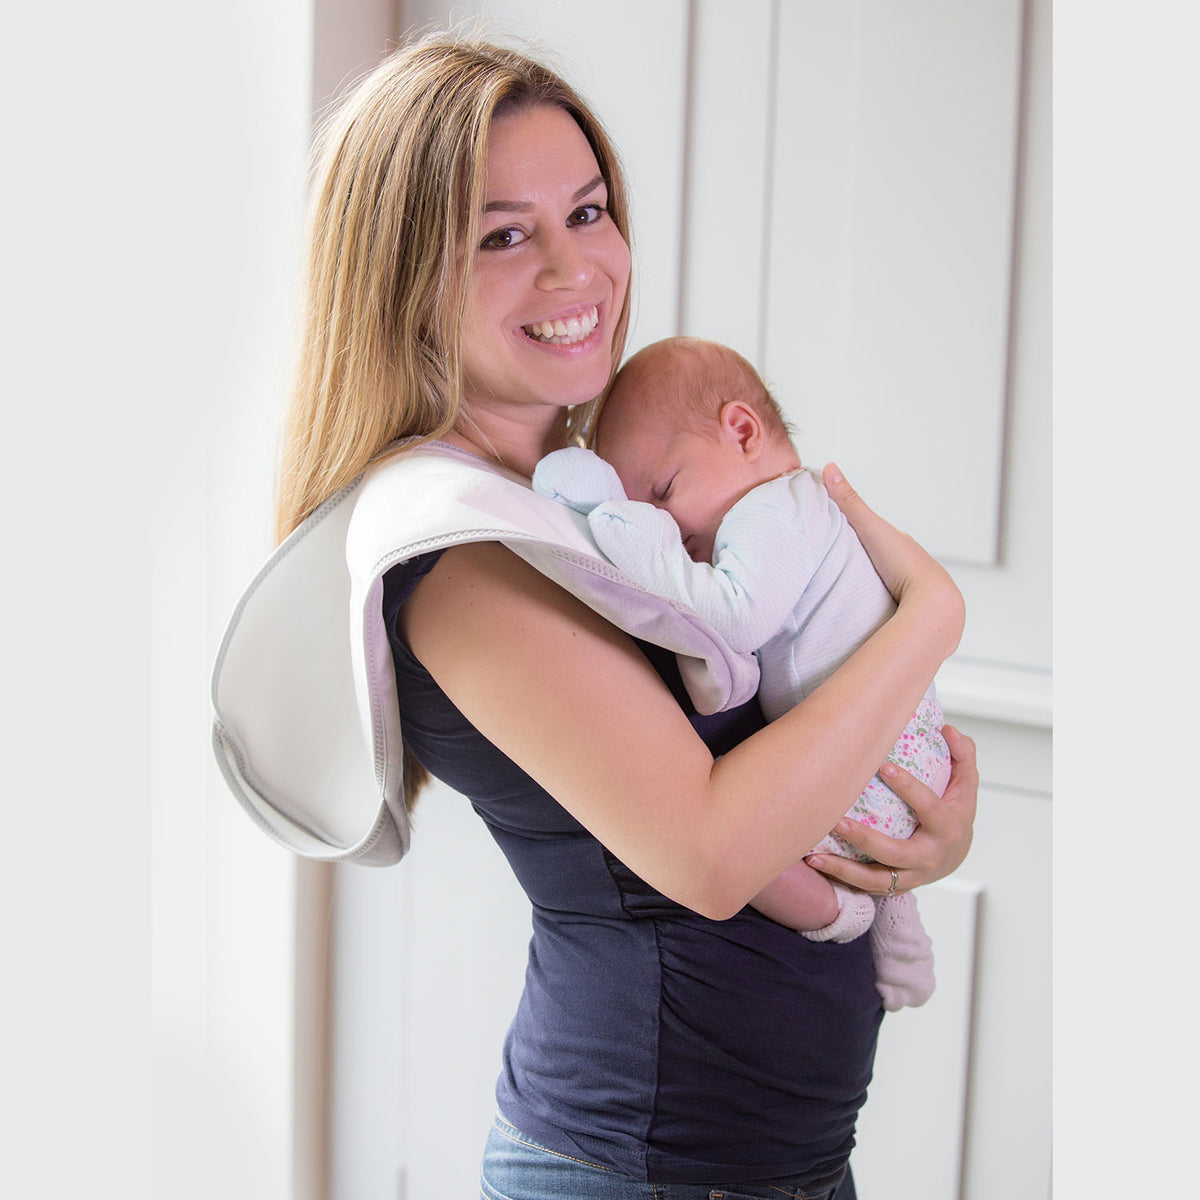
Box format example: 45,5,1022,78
526,354,614,408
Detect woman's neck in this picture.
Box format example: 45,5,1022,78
445,406,571,479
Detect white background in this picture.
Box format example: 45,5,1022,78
3,2,1196,1198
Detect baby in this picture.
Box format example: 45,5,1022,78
533,336,951,1011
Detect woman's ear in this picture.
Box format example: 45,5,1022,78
718,401,764,459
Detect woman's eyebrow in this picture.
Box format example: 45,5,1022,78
573,174,606,201
483,174,606,214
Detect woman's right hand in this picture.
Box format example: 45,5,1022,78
822,463,965,657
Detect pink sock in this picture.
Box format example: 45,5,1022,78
869,892,936,1011
801,884,875,943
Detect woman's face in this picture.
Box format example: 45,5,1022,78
459,105,631,419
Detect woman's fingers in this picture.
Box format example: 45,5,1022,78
806,724,979,893
822,464,965,654
821,462,862,513
935,725,979,837
829,813,930,871
822,463,928,599
877,725,977,831
804,852,905,896
821,463,899,574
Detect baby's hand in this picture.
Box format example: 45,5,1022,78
532,446,627,514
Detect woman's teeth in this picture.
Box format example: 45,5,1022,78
524,306,599,345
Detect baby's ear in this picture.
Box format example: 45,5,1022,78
718,401,764,457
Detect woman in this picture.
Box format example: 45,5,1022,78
277,33,976,1200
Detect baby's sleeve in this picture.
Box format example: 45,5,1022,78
700,476,831,647
588,483,816,652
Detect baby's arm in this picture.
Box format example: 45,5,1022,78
590,482,823,653
535,448,821,651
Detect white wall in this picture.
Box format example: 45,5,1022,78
148,4,317,1199
3,3,316,1198
17,3,1194,1200
3,7,161,1188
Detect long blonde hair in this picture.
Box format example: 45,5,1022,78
276,33,633,543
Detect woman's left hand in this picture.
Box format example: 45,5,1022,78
805,724,979,895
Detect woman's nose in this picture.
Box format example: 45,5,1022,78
535,230,594,290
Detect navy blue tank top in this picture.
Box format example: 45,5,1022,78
384,551,882,1185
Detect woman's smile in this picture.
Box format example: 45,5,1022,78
522,303,600,346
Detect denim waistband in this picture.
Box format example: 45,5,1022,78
483,1112,850,1200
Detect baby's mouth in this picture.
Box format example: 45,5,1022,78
523,305,599,345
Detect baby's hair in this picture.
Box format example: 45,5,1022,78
602,336,793,446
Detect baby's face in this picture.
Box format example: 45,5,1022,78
596,400,762,565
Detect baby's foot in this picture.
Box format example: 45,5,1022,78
801,885,876,943
870,892,936,1010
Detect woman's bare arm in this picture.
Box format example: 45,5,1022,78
806,464,975,895
402,499,963,919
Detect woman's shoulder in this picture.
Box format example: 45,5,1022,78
382,549,446,624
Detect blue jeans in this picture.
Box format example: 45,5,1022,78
480,1114,855,1200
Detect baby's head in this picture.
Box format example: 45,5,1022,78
594,337,799,563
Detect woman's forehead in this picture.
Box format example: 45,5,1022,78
483,105,601,195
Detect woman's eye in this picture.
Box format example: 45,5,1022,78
480,226,527,250
567,204,605,227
